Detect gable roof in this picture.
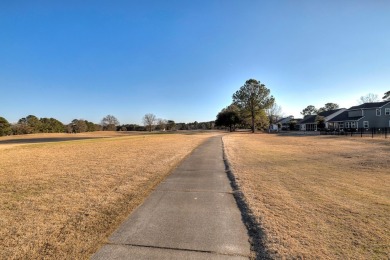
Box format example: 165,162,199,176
276,117,294,124
318,109,344,117
299,115,316,124
349,101,390,110
298,109,344,124
328,111,364,122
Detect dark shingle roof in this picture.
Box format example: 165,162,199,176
299,109,343,124
349,101,390,110
299,115,316,124
329,111,364,122
318,109,343,117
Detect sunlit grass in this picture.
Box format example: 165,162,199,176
224,133,390,259
0,132,220,259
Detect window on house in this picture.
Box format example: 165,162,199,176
385,108,390,115
345,122,350,128
363,121,369,128
339,123,344,129
351,122,356,128
376,109,381,116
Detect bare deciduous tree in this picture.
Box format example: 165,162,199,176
157,118,167,131
266,103,283,124
143,113,156,132
358,93,379,104
101,115,120,131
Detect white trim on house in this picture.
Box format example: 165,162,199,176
385,108,390,115
325,108,347,121
376,109,381,116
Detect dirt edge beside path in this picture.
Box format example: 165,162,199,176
221,136,272,260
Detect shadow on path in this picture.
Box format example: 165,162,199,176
222,137,273,260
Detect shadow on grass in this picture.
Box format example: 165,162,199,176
0,137,103,145
222,137,273,260
0,130,223,146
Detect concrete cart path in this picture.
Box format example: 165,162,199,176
92,136,251,259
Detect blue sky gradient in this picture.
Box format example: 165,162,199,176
1,1,389,124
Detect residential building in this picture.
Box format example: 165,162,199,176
299,109,346,131
276,116,294,130
328,101,390,130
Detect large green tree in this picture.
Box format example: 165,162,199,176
215,107,241,132
383,91,390,101
0,117,12,136
318,103,339,113
68,119,87,133
39,118,65,133
301,105,318,116
16,115,41,134
166,120,176,131
232,79,274,133
85,120,101,132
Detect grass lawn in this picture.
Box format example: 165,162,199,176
0,131,219,259
223,133,390,259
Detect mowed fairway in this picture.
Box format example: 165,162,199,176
223,133,390,259
0,132,219,259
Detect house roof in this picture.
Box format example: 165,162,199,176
328,111,364,122
299,115,316,124
276,117,294,124
299,109,344,124
349,101,390,110
318,109,344,117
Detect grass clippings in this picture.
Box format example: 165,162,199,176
0,132,219,259
223,133,390,259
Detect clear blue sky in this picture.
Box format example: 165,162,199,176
1,1,389,124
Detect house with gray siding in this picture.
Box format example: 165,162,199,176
276,116,294,130
299,109,346,131
328,101,390,130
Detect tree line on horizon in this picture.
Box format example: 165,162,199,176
2,88,388,137
0,113,216,137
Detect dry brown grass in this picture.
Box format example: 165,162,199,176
223,133,390,259
0,132,220,259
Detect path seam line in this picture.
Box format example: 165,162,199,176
155,189,234,194
106,242,251,258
